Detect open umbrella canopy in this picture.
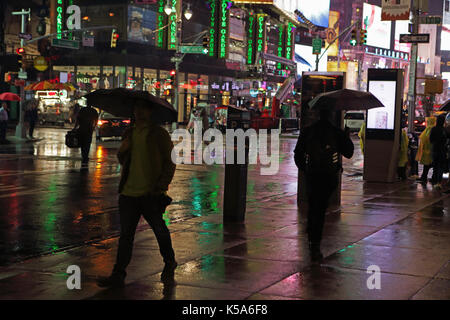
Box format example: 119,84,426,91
0,92,21,101
84,88,177,124
24,80,54,91
308,89,385,111
439,99,450,111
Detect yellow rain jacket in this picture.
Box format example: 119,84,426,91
398,129,409,167
415,117,436,166
358,122,365,154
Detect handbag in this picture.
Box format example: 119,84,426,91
65,129,81,148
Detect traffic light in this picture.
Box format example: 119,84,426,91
111,29,119,48
360,28,367,45
4,72,12,83
16,48,25,69
350,29,357,46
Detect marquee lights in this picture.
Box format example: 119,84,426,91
56,0,63,39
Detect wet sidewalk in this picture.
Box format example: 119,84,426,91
0,176,449,300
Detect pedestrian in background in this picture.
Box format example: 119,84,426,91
97,100,177,288
429,115,448,189
25,100,39,139
416,117,435,184
73,105,98,166
0,102,9,144
294,108,354,262
397,127,409,181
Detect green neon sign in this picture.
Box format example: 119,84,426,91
56,0,63,39
168,0,178,50
256,14,265,64
285,23,295,61
247,14,255,64
157,0,166,48
209,0,217,57
218,0,230,59
277,24,284,69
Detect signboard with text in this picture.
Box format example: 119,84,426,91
381,0,410,21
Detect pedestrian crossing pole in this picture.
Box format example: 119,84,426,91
407,4,419,134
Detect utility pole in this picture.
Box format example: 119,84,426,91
12,8,30,139
407,3,419,134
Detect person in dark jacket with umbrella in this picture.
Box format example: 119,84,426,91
294,108,354,262
73,105,98,166
25,100,39,139
430,115,448,189
97,99,177,288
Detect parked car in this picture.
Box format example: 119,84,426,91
96,112,131,140
344,111,365,132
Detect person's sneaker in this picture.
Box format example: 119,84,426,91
97,273,125,288
161,261,178,282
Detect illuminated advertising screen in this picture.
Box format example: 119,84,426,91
295,44,327,74
394,20,411,53
362,3,392,49
367,81,396,130
441,25,450,51
128,6,157,43
294,0,330,28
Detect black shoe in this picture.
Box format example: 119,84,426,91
161,261,178,282
309,242,323,262
97,273,125,288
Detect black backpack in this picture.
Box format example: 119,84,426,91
305,124,340,175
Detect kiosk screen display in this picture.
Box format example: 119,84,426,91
367,81,396,130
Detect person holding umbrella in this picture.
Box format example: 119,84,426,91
97,98,177,288
73,105,98,166
0,102,9,143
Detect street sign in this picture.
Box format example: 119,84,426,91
14,79,25,86
419,16,442,24
18,71,27,79
312,38,322,55
180,45,208,54
51,38,80,49
19,33,32,41
170,57,182,63
399,33,429,43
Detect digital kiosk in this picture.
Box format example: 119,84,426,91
363,69,404,182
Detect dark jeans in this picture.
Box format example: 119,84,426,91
28,121,36,138
79,132,92,163
431,160,445,185
0,121,7,141
420,165,431,181
306,172,338,245
113,194,175,277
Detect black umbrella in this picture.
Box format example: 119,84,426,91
84,88,177,124
308,89,385,111
439,99,450,111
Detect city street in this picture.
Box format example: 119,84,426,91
0,128,449,300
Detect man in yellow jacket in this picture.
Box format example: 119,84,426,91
416,117,436,183
98,100,177,288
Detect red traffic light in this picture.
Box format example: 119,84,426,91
170,70,176,76
113,33,119,39
16,47,25,55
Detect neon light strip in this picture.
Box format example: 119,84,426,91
56,0,64,39
218,0,230,59
209,0,217,57
277,24,283,69
247,14,255,64
157,0,166,48
256,14,265,64
168,0,178,50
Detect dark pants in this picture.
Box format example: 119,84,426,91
79,132,92,163
431,160,445,185
113,194,175,277
306,172,338,245
28,121,36,138
0,121,7,141
420,165,431,181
